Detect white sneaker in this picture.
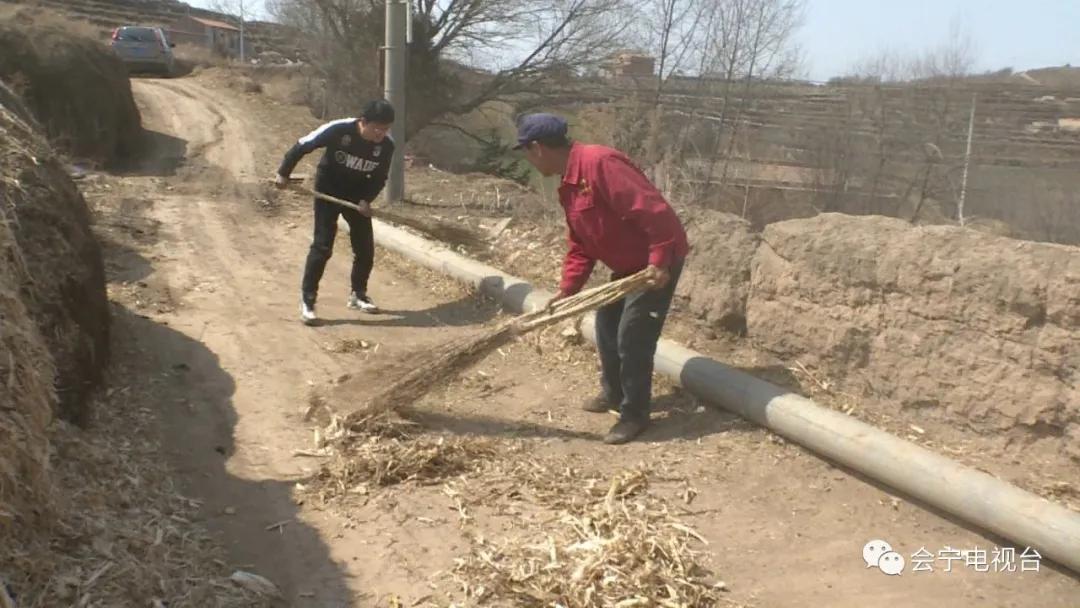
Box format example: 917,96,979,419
347,292,379,313
300,298,317,325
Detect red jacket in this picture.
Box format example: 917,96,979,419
557,143,689,295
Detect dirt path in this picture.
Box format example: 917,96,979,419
87,73,1079,607
106,76,493,605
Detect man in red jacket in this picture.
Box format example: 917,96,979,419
514,113,690,444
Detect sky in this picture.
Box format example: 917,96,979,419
186,0,1079,81
798,0,1079,81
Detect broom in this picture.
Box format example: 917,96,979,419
281,179,486,249
344,269,654,426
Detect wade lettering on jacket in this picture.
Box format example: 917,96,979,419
335,151,381,172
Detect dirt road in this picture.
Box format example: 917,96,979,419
106,76,502,605
85,72,1079,607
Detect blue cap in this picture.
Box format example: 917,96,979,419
513,113,568,149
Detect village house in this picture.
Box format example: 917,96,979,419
599,51,656,79
169,15,241,57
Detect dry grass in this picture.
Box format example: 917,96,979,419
304,409,739,607
309,417,503,498
299,404,513,512
0,384,273,607
1,7,143,166
303,388,739,606
0,81,265,608
0,101,58,540
323,337,375,354
0,6,106,40
0,208,55,532
450,467,739,607
0,278,53,514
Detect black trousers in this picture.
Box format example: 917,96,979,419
595,259,684,422
301,198,374,299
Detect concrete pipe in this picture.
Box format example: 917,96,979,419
357,217,1080,575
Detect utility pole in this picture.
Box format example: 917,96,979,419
958,92,976,227
383,0,407,203
238,0,245,64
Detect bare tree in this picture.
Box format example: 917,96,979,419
862,86,893,215
585,0,804,189
612,0,713,180
638,0,711,99
270,0,635,137
1035,184,1076,244
911,14,978,80
699,0,806,188
843,13,978,83
909,142,943,222
448,1,636,110
812,13,981,225
848,47,908,83
804,98,856,213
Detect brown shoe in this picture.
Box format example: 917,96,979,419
604,418,649,444
583,396,614,413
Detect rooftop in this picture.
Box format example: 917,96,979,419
189,16,239,31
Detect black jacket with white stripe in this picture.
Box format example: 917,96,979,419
277,118,395,203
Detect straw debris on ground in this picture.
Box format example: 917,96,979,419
313,428,502,493
449,467,738,607
324,337,375,354
299,268,734,605
303,409,516,504
0,389,273,607
304,401,737,607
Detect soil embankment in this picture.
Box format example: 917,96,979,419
0,9,142,166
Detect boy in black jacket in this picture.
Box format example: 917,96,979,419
275,100,395,325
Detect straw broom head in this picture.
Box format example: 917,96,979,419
345,270,654,425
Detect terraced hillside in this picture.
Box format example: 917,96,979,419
1,0,302,59
17,0,1076,243
562,76,1080,244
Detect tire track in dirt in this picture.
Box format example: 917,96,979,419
130,78,360,604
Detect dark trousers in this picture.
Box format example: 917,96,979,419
595,260,684,422
301,198,374,299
